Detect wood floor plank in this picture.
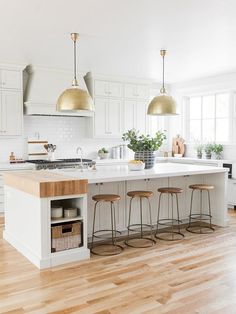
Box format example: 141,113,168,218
0,210,236,313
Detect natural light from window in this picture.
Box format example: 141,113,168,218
187,93,231,143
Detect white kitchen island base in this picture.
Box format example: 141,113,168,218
3,186,90,269
3,163,228,269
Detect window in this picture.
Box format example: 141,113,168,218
186,92,231,143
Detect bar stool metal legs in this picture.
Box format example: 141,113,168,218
125,191,156,248
186,184,215,234
90,194,123,256
155,187,184,241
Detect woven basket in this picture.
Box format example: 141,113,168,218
51,221,82,252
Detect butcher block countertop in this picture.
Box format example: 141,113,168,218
3,170,88,198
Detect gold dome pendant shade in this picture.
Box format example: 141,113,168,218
147,50,178,116
57,33,94,112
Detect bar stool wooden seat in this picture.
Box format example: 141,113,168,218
186,184,215,234
156,187,184,241
125,190,156,248
91,194,123,256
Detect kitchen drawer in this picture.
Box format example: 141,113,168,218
0,195,4,203
124,83,149,99
94,80,123,98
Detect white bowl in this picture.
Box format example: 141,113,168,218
128,162,145,171
64,208,78,218
51,206,63,219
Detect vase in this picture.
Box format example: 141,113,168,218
134,151,155,169
197,153,202,159
205,153,211,159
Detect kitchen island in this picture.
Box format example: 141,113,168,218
3,163,228,269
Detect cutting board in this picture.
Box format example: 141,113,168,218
172,136,185,156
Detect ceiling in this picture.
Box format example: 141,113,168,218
1,0,236,83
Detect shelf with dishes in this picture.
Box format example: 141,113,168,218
50,197,85,254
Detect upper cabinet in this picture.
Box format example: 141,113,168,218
124,83,149,100
0,91,22,136
0,65,24,137
94,80,123,98
84,72,152,138
94,98,123,138
0,69,22,90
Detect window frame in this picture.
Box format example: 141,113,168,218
184,91,235,144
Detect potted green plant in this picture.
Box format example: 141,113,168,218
98,147,109,159
122,129,166,169
204,143,214,159
212,144,223,160
195,143,204,159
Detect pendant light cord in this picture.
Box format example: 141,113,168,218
162,54,165,91
73,40,77,81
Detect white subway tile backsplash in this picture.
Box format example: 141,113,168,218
0,116,124,161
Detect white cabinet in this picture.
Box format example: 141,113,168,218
94,80,123,98
87,182,125,237
94,98,123,137
0,66,24,137
228,179,236,206
124,99,147,134
124,83,149,100
0,69,22,90
0,90,22,136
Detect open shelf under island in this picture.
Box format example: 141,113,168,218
3,163,228,269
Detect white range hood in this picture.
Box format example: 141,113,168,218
24,66,94,117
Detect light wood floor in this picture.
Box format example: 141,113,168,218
1,211,236,314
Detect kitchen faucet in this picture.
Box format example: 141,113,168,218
76,146,84,169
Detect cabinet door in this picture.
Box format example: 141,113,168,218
124,83,136,98
1,69,22,90
108,99,123,136
1,90,22,136
109,81,123,98
124,100,135,131
94,80,109,97
94,98,122,138
124,100,147,134
147,115,164,136
94,80,123,98
136,84,149,99
228,180,236,204
135,100,147,134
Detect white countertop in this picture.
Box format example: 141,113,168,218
53,163,228,184
0,162,35,171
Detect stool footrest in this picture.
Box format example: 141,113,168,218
127,223,154,233
91,243,124,256
155,231,184,241
157,218,183,227
188,213,212,221
125,237,156,248
186,225,215,234
92,229,121,240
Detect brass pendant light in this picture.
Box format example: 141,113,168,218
57,33,94,111
147,50,178,115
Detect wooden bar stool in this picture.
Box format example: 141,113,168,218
91,194,123,256
125,191,156,248
186,184,215,234
156,187,184,241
